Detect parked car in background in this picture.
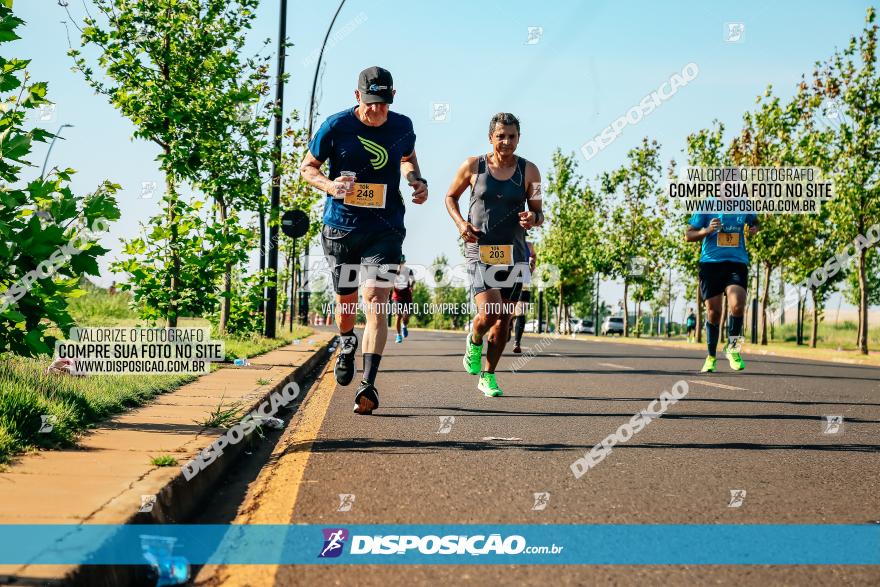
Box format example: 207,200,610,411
570,318,594,334
601,316,624,335
524,320,556,333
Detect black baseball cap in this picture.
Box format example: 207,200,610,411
358,66,394,104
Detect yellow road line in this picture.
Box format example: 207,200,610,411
195,357,338,587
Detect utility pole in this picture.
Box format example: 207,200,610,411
300,0,348,325
264,0,287,338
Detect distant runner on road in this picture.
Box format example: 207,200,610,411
392,255,414,343
445,112,543,397
686,194,759,372
512,241,536,354
686,308,697,343
301,66,428,414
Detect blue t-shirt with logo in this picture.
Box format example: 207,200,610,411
308,107,416,233
688,212,757,264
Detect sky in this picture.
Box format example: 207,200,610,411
11,0,877,321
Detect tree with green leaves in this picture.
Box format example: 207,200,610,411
67,0,262,327
799,7,880,354
538,150,604,335
0,6,120,357
729,88,802,345
601,138,665,337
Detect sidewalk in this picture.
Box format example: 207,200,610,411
0,331,334,584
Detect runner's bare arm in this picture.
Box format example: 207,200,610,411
527,241,537,272
300,151,353,197
445,157,481,243
401,150,428,204
686,218,721,242
519,162,543,229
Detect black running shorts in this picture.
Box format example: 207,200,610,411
699,261,748,300
320,225,404,295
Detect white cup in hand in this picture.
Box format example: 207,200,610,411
333,171,356,199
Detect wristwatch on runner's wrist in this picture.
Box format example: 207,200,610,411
415,177,428,186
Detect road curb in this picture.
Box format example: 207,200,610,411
19,334,335,587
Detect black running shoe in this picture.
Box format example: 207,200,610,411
353,381,379,415
334,334,358,386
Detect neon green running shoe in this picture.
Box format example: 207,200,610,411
463,334,482,375
725,345,745,371
477,372,503,397
701,355,717,373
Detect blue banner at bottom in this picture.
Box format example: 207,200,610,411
0,524,878,566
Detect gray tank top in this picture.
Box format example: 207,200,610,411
464,154,530,264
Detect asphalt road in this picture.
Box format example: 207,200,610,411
215,328,880,586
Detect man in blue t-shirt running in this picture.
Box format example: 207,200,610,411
300,66,428,415
687,203,760,373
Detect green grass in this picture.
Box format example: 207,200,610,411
221,326,311,360
150,455,178,467
196,396,245,429
0,286,314,463
0,357,194,464
771,321,880,350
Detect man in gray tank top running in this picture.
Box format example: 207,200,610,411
444,112,544,397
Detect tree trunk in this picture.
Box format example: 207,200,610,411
696,280,703,343
166,172,179,328
558,284,565,334
258,205,266,316
858,248,869,355
810,287,819,348
635,298,642,338
217,198,231,335
623,280,629,337
759,263,772,345
778,270,785,325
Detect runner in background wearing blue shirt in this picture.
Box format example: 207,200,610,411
686,206,760,372
301,66,428,415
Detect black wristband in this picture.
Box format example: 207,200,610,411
415,177,428,186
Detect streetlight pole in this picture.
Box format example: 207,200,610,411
299,0,348,325
41,124,73,179
264,0,287,338
306,0,348,138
